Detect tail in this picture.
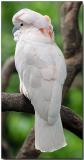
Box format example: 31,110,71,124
35,81,67,152
35,111,67,152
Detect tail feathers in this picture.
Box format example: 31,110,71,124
48,81,63,125
35,111,67,152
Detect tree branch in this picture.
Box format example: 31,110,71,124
2,92,82,139
16,128,40,159
60,106,82,139
2,56,16,91
1,57,16,159
61,1,82,58
61,1,83,98
2,92,34,113
63,47,82,98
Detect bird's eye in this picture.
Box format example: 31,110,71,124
20,23,23,26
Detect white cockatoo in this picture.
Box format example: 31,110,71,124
12,8,67,152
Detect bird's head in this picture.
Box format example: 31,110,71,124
12,8,54,41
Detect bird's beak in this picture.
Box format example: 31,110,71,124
12,26,19,34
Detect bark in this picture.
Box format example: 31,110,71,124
2,56,16,91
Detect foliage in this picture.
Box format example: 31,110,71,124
2,2,82,158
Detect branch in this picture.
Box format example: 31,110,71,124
61,1,82,58
2,139,12,159
60,106,82,139
2,56,16,91
16,128,40,159
1,57,16,158
2,92,34,113
63,47,82,98
2,92,82,139
61,2,83,98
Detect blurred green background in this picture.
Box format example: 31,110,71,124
2,1,83,159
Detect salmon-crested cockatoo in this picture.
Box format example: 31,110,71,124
12,8,67,152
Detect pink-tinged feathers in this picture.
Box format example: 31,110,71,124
39,15,53,38
12,8,54,39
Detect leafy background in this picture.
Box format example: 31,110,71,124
2,1,83,159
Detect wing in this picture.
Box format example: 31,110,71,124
15,41,67,123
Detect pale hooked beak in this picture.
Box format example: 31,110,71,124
12,26,19,34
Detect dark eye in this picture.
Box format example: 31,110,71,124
20,23,23,26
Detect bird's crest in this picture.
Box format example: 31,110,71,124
12,8,54,39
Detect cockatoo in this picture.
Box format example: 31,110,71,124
12,8,67,152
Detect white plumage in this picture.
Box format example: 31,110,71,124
12,8,67,152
